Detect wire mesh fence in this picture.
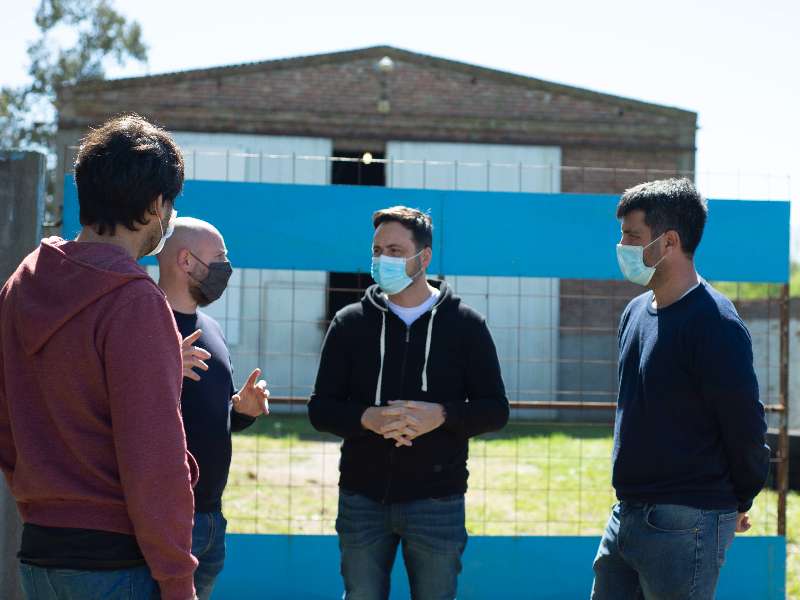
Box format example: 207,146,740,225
178,270,787,540
222,416,789,540
60,148,791,542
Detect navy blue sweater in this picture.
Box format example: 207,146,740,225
173,310,254,513
613,282,769,512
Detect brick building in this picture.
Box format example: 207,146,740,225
55,46,697,416
57,45,696,191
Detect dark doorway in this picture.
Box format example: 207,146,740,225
326,149,386,321
331,151,385,187
327,272,376,322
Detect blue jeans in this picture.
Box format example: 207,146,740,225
19,563,159,599
192,511,227,600
591,502,738,600
335,490,468,600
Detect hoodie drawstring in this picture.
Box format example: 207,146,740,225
421,307,437,392
374,311,386,406
369,286,443,403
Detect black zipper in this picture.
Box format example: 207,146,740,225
399,325,411,382
382,320,412,504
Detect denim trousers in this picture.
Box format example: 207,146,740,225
591,501,738,600
335,489,468,600
19,563,159,599
192,510,227,600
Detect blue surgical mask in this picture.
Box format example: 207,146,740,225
370,250,423,295
616,234,666,286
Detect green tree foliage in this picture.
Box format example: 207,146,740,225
0,0,147,151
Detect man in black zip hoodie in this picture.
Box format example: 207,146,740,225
309,206,509,600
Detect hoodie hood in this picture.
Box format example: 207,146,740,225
363,279,453,314
362,279,454,405
5,237,154,355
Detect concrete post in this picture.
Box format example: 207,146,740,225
0,150,46,600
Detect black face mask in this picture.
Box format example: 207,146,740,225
188,252,233,306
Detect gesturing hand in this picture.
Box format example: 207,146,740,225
232,368,270,417
182,329,211,381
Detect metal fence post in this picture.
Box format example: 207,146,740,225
0,150,46,600
777,282,790,536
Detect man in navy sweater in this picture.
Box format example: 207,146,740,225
591,179,770,600
158,217,270,599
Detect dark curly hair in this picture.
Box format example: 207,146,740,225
75,113,184,235
616,178,708,256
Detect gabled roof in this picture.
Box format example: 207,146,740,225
65,45,695,120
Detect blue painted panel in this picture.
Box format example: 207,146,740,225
214,534,785,599
63,177,80,243
440,190,621,279
62,177,790,282
694,198,791,283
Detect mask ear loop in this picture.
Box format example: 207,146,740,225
644,234,669,269
651,252,668,269
643,232,665,250
187,251,211,285
407,248,427,281
163,209,177,241
152,203,165,240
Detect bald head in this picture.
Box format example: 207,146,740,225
159,217,224,264
157,217,228,301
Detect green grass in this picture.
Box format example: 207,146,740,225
710,261,800,299
225,414,800,597
711,281,786,301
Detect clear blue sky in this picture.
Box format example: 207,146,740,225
3,0,798,254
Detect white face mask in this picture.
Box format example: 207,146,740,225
146,208,177,256
616,234,666,286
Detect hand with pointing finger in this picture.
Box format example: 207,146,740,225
232,368,270,418
181,329,212,382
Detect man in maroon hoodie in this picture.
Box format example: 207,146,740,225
0,114,198,599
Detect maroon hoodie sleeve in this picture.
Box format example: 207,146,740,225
0,317,16,483
102,289,197,600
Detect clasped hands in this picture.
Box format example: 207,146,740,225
361,400,446,447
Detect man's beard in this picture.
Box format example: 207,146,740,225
188,279,212,307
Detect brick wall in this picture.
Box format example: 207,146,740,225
58,48,696,179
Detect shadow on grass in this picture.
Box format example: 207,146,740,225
236,413,613,442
